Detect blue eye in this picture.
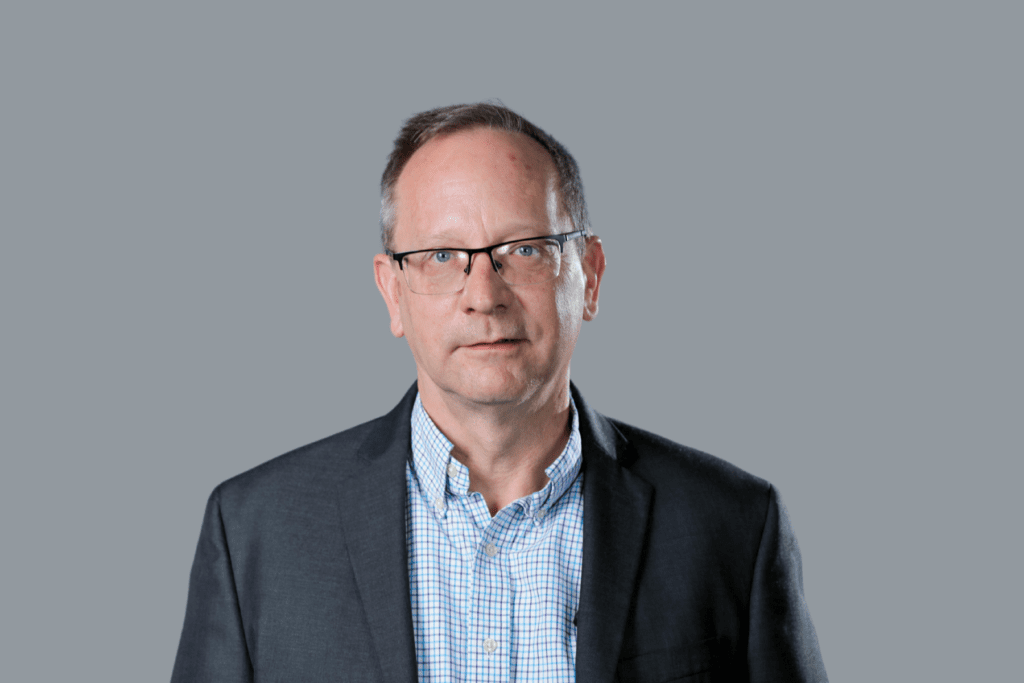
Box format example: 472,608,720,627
515,245,536,257
432,251,453,263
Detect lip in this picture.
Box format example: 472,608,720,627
463,338,525,350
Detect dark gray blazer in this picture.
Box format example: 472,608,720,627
172,383,827,682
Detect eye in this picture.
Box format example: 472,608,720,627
514,244,537,257
431,250,453,263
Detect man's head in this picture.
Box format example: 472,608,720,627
379,102,590,252
373,104,605,412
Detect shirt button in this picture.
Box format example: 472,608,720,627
433,497,444,511
446,462,459,477
483,638,498,653
484,543,498,557
535,508,547,519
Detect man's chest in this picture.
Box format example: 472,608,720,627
406,463,584,682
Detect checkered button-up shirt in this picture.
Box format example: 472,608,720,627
406,393,585,682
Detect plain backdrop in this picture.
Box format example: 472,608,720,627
1,2,1020,681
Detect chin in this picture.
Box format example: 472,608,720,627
454,384,531,406
445,371,539,407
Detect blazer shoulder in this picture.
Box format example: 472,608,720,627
596,416,781,582
605,417,774,513
211,413,388,509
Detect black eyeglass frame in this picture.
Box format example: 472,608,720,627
385,229,587,275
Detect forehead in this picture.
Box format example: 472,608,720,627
392,127,561,246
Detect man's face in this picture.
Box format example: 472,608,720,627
373,127,605,409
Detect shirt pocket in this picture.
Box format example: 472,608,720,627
616,637,727,683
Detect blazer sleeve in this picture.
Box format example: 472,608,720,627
747,486,828,683
171,488,254,683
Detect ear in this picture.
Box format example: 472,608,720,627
580,236,606,321
373,253,405,338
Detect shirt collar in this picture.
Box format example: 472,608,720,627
409,392,582,519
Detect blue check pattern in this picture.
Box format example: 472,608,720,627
406,393,584,682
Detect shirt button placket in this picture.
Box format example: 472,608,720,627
477,538,506,681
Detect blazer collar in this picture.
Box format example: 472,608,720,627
334,383,419,682
335,382,653,683
573,383,655,683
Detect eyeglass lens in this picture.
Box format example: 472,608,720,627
402,238,563,294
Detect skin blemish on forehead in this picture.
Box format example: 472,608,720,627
509,151,532,171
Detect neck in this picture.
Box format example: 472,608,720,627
417,377,573,516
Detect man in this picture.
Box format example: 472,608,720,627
172,103,828,682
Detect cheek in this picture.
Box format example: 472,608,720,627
400,298,454,358
398,298,432,361
552,265,586,343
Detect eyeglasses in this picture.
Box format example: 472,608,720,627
385,229,586,295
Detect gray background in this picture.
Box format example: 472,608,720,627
2,2,1020,681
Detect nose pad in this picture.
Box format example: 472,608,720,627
463,252,503,276
461,252,510,301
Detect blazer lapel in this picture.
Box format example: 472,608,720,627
335,385,419,682
332,382,652,682
573,385,654,683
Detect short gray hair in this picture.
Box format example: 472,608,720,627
379,102,590,251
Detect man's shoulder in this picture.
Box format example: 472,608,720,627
210,412,392,513
610,418,768,486
602,415,773,517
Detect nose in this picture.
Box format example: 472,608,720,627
461,252,509,313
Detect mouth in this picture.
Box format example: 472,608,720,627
466,338,524,349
